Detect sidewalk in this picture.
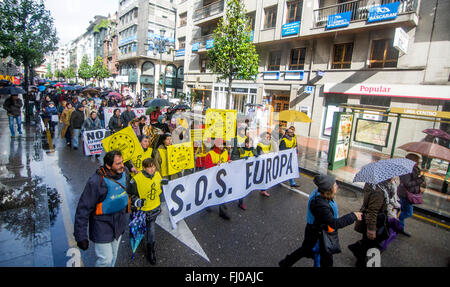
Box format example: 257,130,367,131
296,135,450,222
0,98,54,267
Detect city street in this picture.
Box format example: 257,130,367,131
0,104,448,268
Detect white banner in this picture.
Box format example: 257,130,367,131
83,129,107,156
163,149,299,228
104,107,147,129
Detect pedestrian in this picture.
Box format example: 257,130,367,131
153,133,181,180
138,115,148,136
397,153,424,237
204,138,232,220
150,106,162,125
82,110,102,131
195,142,208,172
236,127,247,147
3,93,23,137
125,135,154,176
128,158,166,264
279,174,362,267
98,100,108,128
74,150,131,267
237,137,256,210
135,99,143,108
130,118,142,138
81,99,90,119
120,104,136,127
153,114,170,134
108,108,123,133
70,104,85,150
60,102,74,146
44,101,58,135
348,179,392,267
279,127,299,187
421,135,436,170
256,131,273,197
381,177,403,252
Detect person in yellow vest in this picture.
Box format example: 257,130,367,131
257,132,273,197
204,138,232,220
279,126,299,187
129,158,167,265
236,127,247,147
237,137,256,210
195,142,209,171
153,133,181,180
125,135,153,176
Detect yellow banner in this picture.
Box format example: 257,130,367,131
204,109,237,141
101,126,144,163
167,142,195,175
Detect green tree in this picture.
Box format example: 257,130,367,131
64,66,76,82
207,0,259,108
45,63,53,80
54,69,64,80
77,55,92,86
91,56,110,87
0,0,59,120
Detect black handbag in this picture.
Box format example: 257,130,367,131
321,227,342,255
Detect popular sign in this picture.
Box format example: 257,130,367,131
163,149,299,228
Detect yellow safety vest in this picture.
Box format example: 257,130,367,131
207,149,229,165
257,142,271,154
132,148,153,174
157,147,169,177
134,172,162,211
281,136,297,149
240,148,254,158
237,135,246,145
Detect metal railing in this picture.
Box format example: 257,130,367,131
193,0,224,22
313,0,418,28
192,33,215,49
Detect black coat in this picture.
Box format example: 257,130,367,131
398,166,424,198
3,97,23,116
70,109,85,129
74,167,131,244
310,195,357,231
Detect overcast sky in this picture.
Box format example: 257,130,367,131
44,0,118,46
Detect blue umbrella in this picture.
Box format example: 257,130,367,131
144,98,171,107
353,158,416,184
0,86,26,95
129,209,147,260
38,86,46,92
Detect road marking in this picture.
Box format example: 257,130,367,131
413,213,450,230
280,183,309,198
156,204,210,262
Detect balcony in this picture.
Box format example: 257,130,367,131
193,0,224,24
313,0,419,28
191,34,215,52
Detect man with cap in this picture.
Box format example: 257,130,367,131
69,104,85,150
120,104,136,127
279,174,362,267
3,93,23,137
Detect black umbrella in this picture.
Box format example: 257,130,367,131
0,86,26,95
144,98,171,107
173,104,191,110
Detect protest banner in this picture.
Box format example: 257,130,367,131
101,126,144,163
83,129,107,156
167,142,195,175
204,109,237,142
163,148,299,228
104,107,147,128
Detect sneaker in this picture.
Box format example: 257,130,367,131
290,184,299,188
238,203,246,210
260,190,270,197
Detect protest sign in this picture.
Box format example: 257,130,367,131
167,142,195,175
163,148,299,228
101,126,144,162
83,129,107,156
104,107,147,128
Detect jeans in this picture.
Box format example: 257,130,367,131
398,197,413,230
94,235,122,267
289,178,296,186
72,129,81,148
8,116,22,136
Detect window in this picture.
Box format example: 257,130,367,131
289,48,306,70
332,43,353,69
369,39,399,68
246,12,256,31
179,12,187,27
268,51,281,71
178,37,186,49
286,0,302,24
264,6,277,29
200,58,207,73
142,61,155,75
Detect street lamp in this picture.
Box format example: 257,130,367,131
146,29,174,98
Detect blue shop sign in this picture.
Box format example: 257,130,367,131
176,49,185,57
368,2,400,23
206,39,215,49
326,11,352,29
282,21,300,37
192,42,200,52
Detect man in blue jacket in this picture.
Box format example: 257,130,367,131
74,150,131,267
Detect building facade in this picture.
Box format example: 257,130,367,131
177,0,450,156
117,0,179,100
103,12,120,89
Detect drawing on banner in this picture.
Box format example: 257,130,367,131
101,126,144,162
167,142,195,175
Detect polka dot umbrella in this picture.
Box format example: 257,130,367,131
353,158,416,184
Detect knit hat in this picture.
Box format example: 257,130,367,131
313,174,336,191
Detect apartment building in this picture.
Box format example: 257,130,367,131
177,0,450,156
116,0,180,99
103,12,120,89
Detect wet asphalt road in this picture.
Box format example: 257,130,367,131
1,111,449,267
